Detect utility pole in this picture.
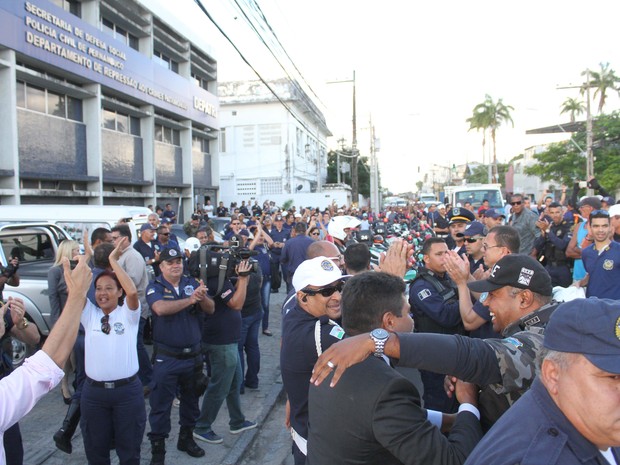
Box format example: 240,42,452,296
351,70,359,206
557,72,595,195
369,115,380,213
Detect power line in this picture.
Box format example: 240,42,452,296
192,0,318,136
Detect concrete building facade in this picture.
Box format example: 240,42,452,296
218,79,337,209
0,0,220,222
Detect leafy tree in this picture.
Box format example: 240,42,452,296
468,95,514,183
560,97,585,123
416,181,424,192
525,111,620,190
466,163,510,184
582,62,620,114
326,151,371,198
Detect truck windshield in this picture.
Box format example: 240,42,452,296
454,190,503,209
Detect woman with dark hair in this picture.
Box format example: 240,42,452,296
79,237,145,465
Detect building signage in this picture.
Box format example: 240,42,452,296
0,1,218,125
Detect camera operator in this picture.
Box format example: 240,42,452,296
194,246,257,444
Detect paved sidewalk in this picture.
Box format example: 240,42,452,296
20,289,287,465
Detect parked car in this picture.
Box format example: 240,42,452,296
0,223,71,366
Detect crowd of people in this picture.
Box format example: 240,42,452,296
1,181,619,465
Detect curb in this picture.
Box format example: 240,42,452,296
221,380,285,465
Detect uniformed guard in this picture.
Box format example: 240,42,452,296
146,248,214,465
267,215,290,293
409,237,465,413
464,298,620,465
446,207,475,252
532,202,573,287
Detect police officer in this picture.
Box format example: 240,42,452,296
134,223,162,278
267,215,289,293
532,202,573,287
409,237,465,413
464,298,620,465
446,207,476,252
146,248,214,465
313,254,557,432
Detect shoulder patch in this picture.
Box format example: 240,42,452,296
220,289,232,299
417,289,432,301
329,325,345,340
147,288,155,296
504,337,523,348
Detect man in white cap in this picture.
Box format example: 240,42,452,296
610,203,620,243
281,257,348,465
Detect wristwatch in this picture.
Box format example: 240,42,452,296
369,328,390,358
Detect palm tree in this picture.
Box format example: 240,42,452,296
466,107,492,182
582,62,620,114
560,97,585,123
469,95,514,183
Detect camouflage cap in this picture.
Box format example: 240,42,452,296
544,298,620,374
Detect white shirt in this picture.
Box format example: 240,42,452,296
0,351,63,463
81,300,140,381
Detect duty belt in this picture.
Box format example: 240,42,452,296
154,343,201,359
86,374,138,389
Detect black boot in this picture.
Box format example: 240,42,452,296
177,427,205,458
150,439,166,465
53,399,81,454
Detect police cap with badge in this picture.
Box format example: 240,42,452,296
159,248,183,262
544,298,620,374
468,254,553,296
448,207,476,224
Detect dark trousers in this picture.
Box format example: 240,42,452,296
4,422,23,465
260,276,272,331
148,355,201,440
546,264,572,288
239,310,262,390
72,330,86,400
137,317,153,386
270,260,282,290
81,377,146,465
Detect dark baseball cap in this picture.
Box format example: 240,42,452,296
457,221,485,238
484,208,505,219
602,196,615,205
578,196,602,209
159,248,183,262
544,298,620,374
274,215,283,221
140,223,156,232
467,254,552,296
448,207,475,224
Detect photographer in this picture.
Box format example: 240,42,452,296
194,246,257,444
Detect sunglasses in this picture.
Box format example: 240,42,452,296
510,201,522,206
302,281,345,298
101,314,111,335
465,237,483,243
159,232,170,236
310,232,320,236
591,209,610,216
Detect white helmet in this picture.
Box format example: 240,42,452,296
328,216,361,241
184,237,201,253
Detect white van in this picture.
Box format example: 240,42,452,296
0,205,152,244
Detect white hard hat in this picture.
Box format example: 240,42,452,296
328,215,361,241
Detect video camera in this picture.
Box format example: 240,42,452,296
188,237,258,295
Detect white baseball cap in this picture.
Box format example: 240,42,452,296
292,257,348,292
184,237,201,253
609,204,620,217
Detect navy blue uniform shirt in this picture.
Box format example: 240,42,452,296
202,276,240,345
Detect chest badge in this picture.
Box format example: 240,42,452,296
113,322,125,335
603,259,614,270
184,285,194,296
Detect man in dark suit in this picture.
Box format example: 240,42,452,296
307,272,483,465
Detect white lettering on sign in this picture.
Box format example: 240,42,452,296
193,96,217,117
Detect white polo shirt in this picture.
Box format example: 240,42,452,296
81,300,140,381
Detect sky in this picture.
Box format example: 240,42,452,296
145,0,620,194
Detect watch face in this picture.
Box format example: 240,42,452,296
371,328,389,340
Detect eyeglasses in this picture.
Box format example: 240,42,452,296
159,232,170,236
301,281,345,298
327,255,344,262
510,201,522,206
482,243,503,250
101,315,111,335
465,237,483,243
591,209,610,216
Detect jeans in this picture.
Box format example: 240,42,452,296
195,343,245,433
239,310,262,390
138,317,153,386
260,277,271,331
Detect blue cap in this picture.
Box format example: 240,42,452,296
447,207,475,224
457,221,485,238
140,223,156,232
484,208,505,219
544,298,620,374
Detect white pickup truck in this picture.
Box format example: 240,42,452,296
0,223,71,366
